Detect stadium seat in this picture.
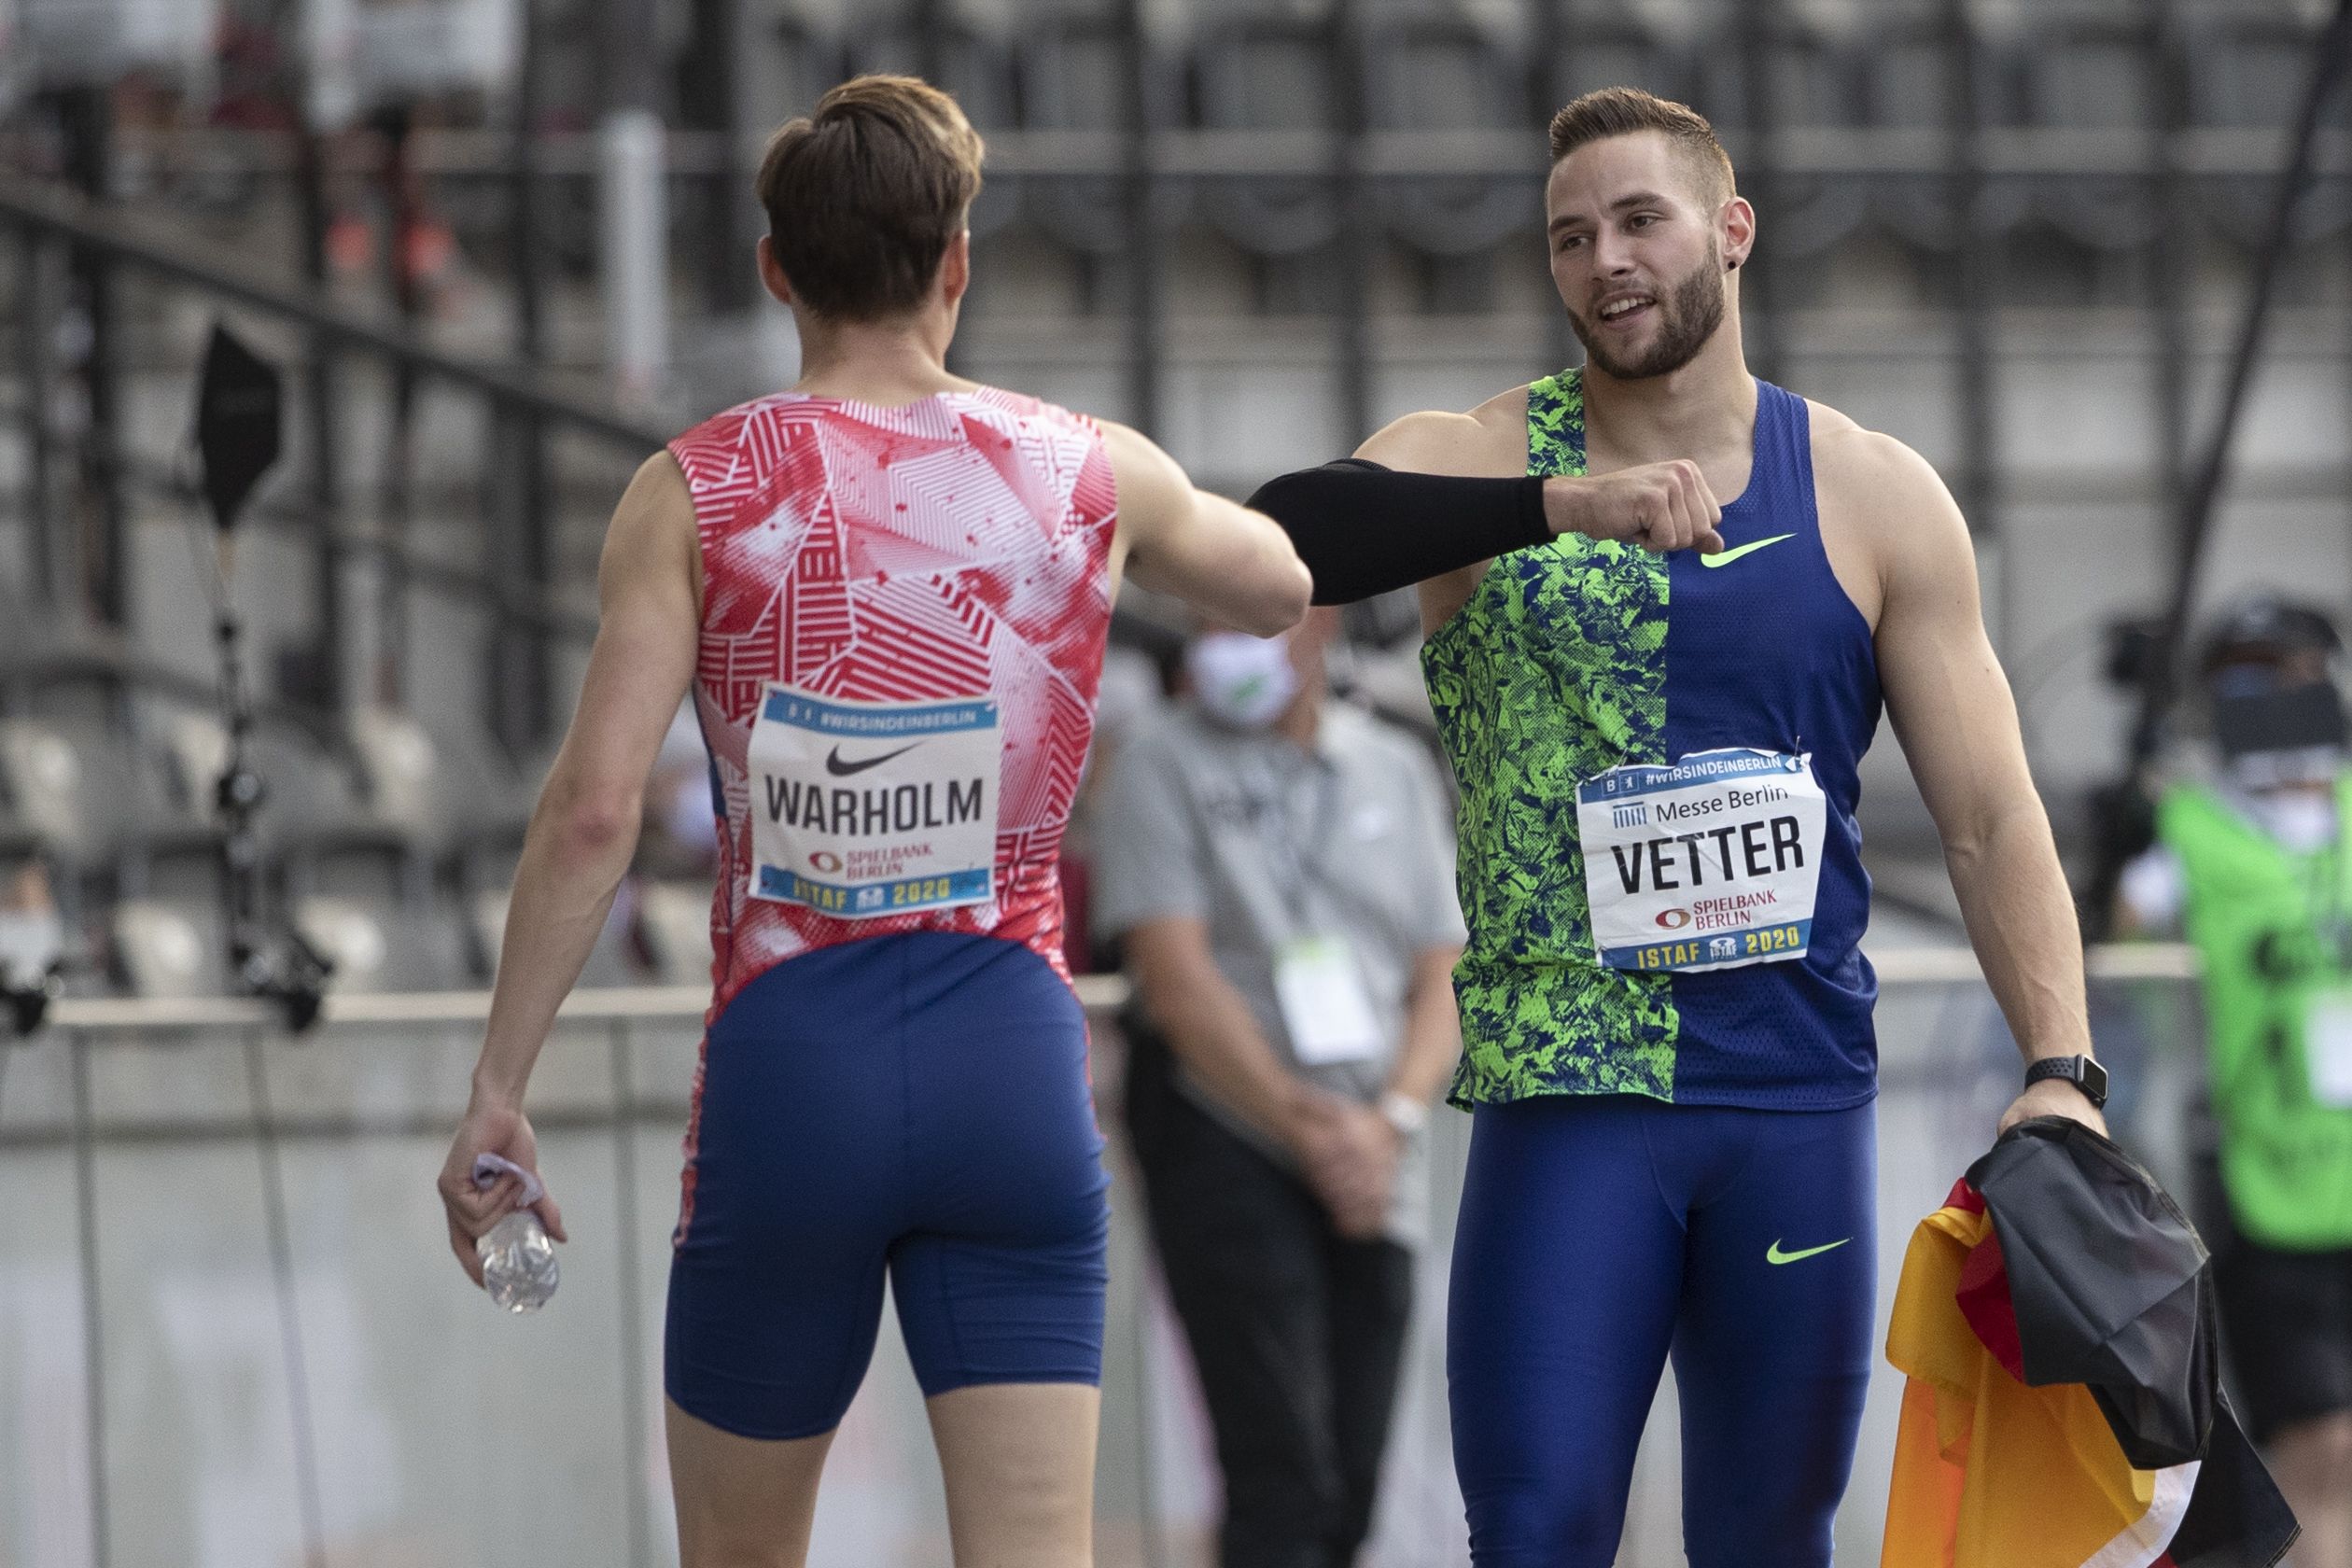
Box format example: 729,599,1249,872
2018,20,2159,131
345,705,532,862
765,13,849,121
845,10,1024,236
2185,16,2320,128
2008,17,2163,251
291,893,470,993
1847,17,1974,251
635,880,716,987
1536,21,1695,118
1694,20,1861,134
110,896,228,1000
0,716,177,872
154,707,383,857
845,16,1017,129
1196,17,1345,259
1365,18,1533,259
1854,21,1960,132
1017,13,1186,257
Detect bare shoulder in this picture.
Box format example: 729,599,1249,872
624,447,691,501
1356,385,1530,478
1805,405,1977,628
1094,416,1170,473
610,450,696,546
1094,417,1189,509
600,451,698,595
1807,406,1956,522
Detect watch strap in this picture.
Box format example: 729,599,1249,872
2024,1054,2108,1109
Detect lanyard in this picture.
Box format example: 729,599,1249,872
1266,751,1343,932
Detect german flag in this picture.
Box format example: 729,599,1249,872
1881,1121,2296,1568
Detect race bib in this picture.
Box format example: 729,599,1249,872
2305,988,2352,1110
745,686,1001,920
1275,936,1386,1067
1575,748,1828,973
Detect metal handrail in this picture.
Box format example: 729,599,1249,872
40,973,1130,1031
0,171,669,455
34,945,2192,1034
16,944,2200,1568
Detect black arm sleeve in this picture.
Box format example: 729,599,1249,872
1244,459,1551,606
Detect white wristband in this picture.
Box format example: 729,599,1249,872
1378,1089,1430,1138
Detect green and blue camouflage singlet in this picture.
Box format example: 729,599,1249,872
1422,369,1884,1110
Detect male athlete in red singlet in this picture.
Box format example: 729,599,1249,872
436,76,1309,1567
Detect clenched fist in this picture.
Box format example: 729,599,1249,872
1542,460,1726,556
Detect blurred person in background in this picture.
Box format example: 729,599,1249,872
640,701,723,880
435,75,1309,1568
2118,595,2352,1568
1247,87,2107,1565
1096,609,1463,1568
1057,644,1169,976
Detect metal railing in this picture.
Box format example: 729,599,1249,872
2,945,2209,1568
0,167,669,748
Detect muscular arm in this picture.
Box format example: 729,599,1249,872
438,453,702,1275
1352,409,1540,631
1245,403,1727,619
472,455,701,1102
1102,420,1310,636
1851,431,2104,1132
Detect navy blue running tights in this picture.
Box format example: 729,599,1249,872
665,931,1110,1440
1448,1094,1875,1567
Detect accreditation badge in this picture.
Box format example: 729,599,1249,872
1275,935,1386,1066
2304,987,2352,1109
1575,748,1828,973
745,685,1001,920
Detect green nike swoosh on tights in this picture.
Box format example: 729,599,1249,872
1699,533,1795,568
1765,1237,1851,1265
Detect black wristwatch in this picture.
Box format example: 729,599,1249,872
2024,1054,2109,1110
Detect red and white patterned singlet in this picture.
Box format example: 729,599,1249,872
666,388,1117,1016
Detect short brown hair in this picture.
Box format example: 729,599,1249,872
1547,87,1734,204
755,75,985,321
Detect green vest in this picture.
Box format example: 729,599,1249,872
2159,782,2352,1248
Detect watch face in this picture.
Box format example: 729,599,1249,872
2079,1057,2110,1105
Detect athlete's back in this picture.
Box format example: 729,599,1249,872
669,385,1116,1012
441,74,1305,1568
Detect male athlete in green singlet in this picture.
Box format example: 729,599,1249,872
1345,89,2111,1563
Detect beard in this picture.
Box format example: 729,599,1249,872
1567,243,1729,381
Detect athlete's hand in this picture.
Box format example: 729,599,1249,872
1995,1077,2109,1140
1542,462,1726,556
438,1099,567,1288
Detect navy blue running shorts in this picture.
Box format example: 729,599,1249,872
664,931,1111,1440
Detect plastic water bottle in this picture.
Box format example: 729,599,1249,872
477,1210,560,1313
471,1152,559,1313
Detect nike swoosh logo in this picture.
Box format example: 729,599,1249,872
825,742,922,777
1766,1237,1852,1266
1700,533,1795,568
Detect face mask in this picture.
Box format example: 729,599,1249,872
1186,632,1298,731
2245,789,2339,855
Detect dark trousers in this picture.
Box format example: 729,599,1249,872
1125,1028,1416,1568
